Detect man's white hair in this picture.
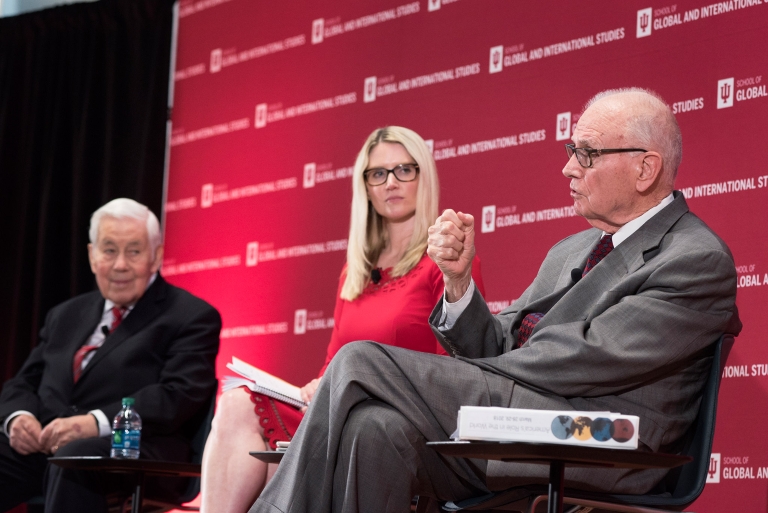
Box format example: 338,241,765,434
89,198,162,255
585,87,682,178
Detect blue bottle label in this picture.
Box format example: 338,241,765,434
112,429,141,449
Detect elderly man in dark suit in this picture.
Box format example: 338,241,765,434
249,89,741,513
0,198,220,513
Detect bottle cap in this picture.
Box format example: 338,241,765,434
122,397,135,406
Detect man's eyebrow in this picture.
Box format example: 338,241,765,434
573,138,594,148
98,239,144,247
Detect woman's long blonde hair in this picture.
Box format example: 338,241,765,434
340,126,439,301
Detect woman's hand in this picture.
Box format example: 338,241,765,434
299,378,321,413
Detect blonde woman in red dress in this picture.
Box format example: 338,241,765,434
200,126,484,513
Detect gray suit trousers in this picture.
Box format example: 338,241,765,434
250,342,659,513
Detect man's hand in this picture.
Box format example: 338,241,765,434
8,414,44,455
427,209,476,302
299,378,321,413
38,414,98,454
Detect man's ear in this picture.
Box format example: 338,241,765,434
151,245,164,273
635,151,663,193
87,243,98,274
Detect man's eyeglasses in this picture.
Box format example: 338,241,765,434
363,164,420,186
565,144,647,168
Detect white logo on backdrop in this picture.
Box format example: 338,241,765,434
481,205,496,233
312,19,324,44
294,309,307,335
717,78,734,109
210,48,222,73
556,112,572,141
303,163,316,188
636,8,652,38
424,139,434,155
255,103,268,128
489,46,503,74
246,242,259,267
364,77,377,103
706,453,721,483
201,184,213,208
428,0,441,12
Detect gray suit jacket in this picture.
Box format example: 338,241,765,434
431,192,741,459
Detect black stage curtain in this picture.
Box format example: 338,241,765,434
0,0,175,381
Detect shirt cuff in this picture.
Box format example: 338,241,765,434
89,409,112,437
3,411,36,437
439,279,475,330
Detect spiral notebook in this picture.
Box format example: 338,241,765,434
222,356,306,409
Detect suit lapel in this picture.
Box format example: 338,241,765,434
66,294,106,383
76,275,169,383
535,192,690,330
555,231,601,289
613,191,689,274
518,230,600,318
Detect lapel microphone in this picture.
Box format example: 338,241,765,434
101,325,110,337
571,268,583,284
371,268,382,284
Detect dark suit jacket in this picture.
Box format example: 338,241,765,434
0,274,220,459
431,192,742,492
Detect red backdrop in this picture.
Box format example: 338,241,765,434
165,1,768,509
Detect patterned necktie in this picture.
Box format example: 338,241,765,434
73,306,126,382
516,312,544,349
514,234,614,349
110,306,126,333
582,234,614,277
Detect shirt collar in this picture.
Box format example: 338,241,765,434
610,193,675,248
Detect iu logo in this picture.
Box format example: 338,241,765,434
210,49,222,73
303,163,316,188
706,453,721,483
556,112,572,141
312,19,324,44
489,45,503,74
428,0,441,11
636,8,652,38
246,242,259,267
364,76,377,103
255,103,268,129
294,309,307,335
481,205,496,233
717,78,734,109
201,183,213,208
424,139,434,155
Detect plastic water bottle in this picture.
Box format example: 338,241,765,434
110,397,141,459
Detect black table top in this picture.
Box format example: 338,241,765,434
48,456,201,477
249,451,285,463
426,441,691,470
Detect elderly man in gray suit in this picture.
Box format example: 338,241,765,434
250,88,742,513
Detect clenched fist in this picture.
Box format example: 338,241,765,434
427,209,475,302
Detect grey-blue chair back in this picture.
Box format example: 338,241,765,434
180,393,217,503
440,334,734,513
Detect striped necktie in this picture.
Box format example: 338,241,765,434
73,306,126,382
